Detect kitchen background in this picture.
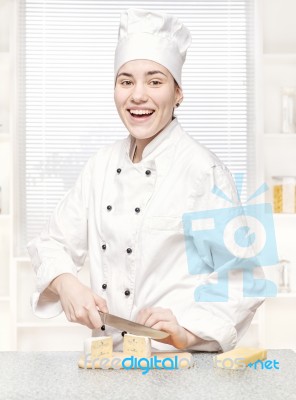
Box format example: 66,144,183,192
0,0,295,351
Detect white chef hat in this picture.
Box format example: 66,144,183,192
114,8,192,88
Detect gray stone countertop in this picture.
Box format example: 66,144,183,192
0,350,295,400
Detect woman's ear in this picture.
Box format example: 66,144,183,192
175,85,183,106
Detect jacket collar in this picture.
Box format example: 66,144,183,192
125,117,180,162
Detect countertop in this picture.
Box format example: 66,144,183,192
0,350,295,400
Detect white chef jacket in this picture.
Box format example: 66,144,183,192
27,117,265,352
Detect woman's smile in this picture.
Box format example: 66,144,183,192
127,107,156,122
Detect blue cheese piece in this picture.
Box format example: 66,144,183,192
123,334,151,357
84,337,113,360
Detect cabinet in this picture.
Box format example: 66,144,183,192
252,0,296,349
237,0,296,349
0,0,13,351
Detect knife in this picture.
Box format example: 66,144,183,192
98,311,169,340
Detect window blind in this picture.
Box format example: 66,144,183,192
17,0,255,255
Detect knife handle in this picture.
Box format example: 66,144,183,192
98,310,107,325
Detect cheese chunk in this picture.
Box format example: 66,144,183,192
123,334,151,357
214,347,267,370
84,337,113,360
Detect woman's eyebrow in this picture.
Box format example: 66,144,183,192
117,70,167,78
146,70,167,77
117,72,133,78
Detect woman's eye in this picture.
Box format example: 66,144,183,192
121,80,132,86
150,80,161,86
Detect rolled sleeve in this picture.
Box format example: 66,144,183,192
27,156,95,318
179,305,237,352
28,235,80,318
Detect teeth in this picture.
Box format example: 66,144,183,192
130,110,154,115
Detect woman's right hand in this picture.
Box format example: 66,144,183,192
47,273,108,329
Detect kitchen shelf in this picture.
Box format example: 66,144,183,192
263,53,296,63
15,256,30,263
273,293,296,299
0,296,10,302
264,133,296,138
250,320,259,326
273,213,296,219
17,322,81,328
0,214,10,220
0,134,9,142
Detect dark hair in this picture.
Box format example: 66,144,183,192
172,78,181,118
174,78,179,89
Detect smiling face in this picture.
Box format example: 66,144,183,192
114,60,183,141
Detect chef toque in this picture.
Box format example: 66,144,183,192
114,8,191,88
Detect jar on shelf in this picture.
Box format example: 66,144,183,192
272,176,296,213
277,259,291,293
0,111,4,134
282,87,296,133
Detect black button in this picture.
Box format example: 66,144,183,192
121,331,127,337
101,324,106,331
107,205,112,211
102,283,107,290
145,170,151,176
102,244,106,250
117,168,122,174
135,207,140,213
124,289,130,296
126,248,132,254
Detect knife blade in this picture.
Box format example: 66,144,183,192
98,311,169,340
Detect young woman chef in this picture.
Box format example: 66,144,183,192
27,8,264,353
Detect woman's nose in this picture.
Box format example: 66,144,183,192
130,83,148,102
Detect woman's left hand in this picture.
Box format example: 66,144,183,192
135,307,196,350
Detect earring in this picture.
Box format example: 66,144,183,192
176,102,180,107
